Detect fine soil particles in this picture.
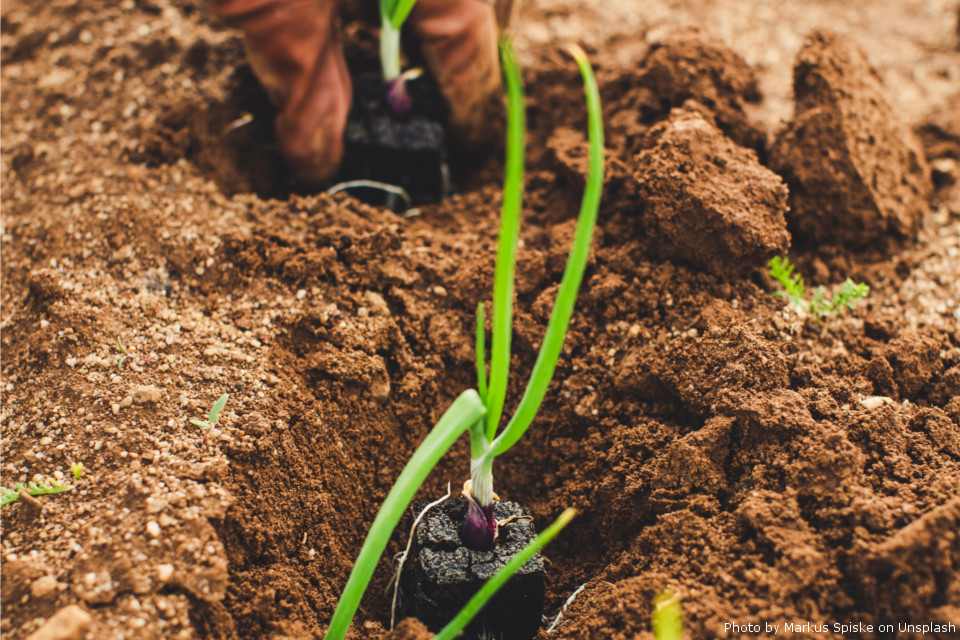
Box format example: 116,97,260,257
2,0,959,639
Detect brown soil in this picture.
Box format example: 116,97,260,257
2,1,959,639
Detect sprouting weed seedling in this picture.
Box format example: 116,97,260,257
652,590,683,640
116,337,129,372
323,37,604,640
769,256,869,322
1,478,72,508
769,256,805,308
189,394,229,429
116,337,155,373
70,461,84,481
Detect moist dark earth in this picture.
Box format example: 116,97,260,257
2,0,960,639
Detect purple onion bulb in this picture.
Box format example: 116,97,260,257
461,493,497,551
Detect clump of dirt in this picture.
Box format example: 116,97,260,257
633,109,790,277
770,30,933,251
607,28,765,156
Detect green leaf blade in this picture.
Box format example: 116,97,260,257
476,303,489,405
323,390,486,640
492,43,604,458
485,35,527,442
208,394,229,424
652,591,683,640
386,0,418,29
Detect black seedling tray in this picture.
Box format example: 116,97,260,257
399,497,545,640
336,74,450,211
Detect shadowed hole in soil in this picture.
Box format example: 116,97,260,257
132,60,293,199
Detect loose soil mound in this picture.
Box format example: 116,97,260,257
2,1,958,639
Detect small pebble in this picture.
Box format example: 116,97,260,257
30,576,60,600
25,604,91,640
155,564,174,583
860,396,893,410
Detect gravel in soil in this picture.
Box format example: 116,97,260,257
2,0,959,639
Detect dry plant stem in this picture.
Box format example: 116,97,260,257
545,582,588,633
18,491,44,510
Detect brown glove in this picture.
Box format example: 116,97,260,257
409,0,501,150
208,0,500,186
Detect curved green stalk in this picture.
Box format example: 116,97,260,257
652,591,684,640
475,302,488,404
386,0,419,29
491,44,604,458
485,35,526,441
433,508,577,640
323,390,486,640
379,0,420,80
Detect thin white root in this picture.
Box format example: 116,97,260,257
326,180,413,212
496,514,532,528
221,112,254,136
545,582,588,633
389,482,452,631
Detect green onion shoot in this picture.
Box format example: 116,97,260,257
380,0,422,116
323,37,604,640
462,39,604,551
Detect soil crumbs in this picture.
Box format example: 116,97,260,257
2,1,960,639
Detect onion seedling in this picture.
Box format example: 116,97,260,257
463,39,604,551
323,38,604,640
379,0,423,116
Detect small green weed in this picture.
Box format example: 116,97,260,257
116,337,154,372
190,394,229,429
769,256,869,322
116,337,129,372
1,478,73,508
70,461,84,481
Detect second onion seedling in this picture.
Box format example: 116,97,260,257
323,37,604,640
379,0,424,116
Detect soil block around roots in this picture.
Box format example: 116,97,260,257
399,497,545,640
337,74,449,211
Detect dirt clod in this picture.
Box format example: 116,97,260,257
29,577,60,601
617,28,765,154
635,109,790,278
24,605,91,640
131,384,163,404
770,30,932,250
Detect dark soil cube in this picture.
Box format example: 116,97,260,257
399,498,545,640
338,75,449,210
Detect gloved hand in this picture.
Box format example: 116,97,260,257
208,0,501,186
